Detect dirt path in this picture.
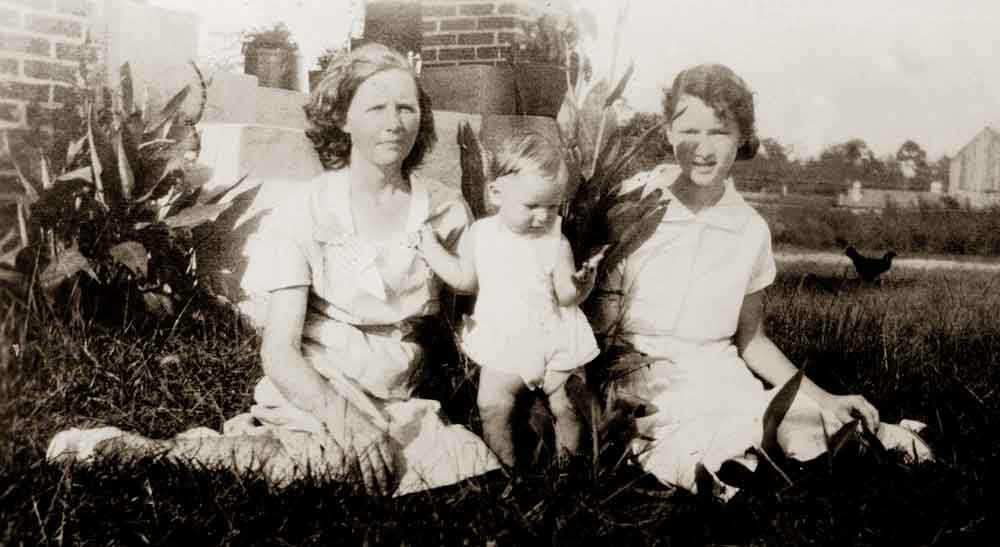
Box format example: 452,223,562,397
774,251,1000,272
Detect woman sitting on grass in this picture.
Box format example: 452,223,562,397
593,63,934,500
47,42,500,496
416,134,602,467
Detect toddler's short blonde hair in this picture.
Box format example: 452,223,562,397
490,133,568,189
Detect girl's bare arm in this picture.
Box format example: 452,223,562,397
735,290,881,431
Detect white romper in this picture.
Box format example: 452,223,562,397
460,216,600,392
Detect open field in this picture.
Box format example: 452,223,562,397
1,261,998,545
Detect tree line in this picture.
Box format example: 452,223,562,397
617,111,951,196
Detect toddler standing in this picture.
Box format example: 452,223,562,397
417,134,601,466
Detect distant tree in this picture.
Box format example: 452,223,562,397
814,138,875,186
732,137,792,192
931,155,951,186
896,139,930,189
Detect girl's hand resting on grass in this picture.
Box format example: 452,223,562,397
818,393,881,433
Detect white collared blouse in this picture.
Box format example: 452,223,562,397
595,164,776,344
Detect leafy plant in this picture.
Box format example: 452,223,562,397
316,45,348,72
241,22,297,52
3,62,259,324
506,13,576,67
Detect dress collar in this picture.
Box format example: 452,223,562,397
661,176,752,232
315,169,430,239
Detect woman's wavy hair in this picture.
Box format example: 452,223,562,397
662,63,759,161
303,42,436,177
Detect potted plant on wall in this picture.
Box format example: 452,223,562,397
309,45,348,93
420,13,576,118
242,22,298,91
505,13,576,118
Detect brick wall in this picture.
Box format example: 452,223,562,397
418,0,567,67
0,0,94,188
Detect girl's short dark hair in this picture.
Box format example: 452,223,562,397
662,64,759,160
303,42,436,177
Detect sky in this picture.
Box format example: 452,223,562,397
147,0,1000,161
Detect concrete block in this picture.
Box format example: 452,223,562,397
203,71,258,125
96,0,201,116
414,109,482,189
194,122,323,303
255,87,309,129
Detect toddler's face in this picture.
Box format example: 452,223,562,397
667,93,742,190
492,172,564,236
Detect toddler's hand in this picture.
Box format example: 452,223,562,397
572,244,610,285
412,224,438,252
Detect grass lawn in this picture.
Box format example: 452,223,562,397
2,262,998,545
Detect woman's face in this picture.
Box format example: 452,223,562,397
342,69,421,171
666,93,742,189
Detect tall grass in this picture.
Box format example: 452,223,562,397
2,264,998,545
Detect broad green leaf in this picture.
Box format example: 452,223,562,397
120,62,134,114
5,141,40,204
590,132,623,189
109,241,148,277
38,153,52,190
39,248,94,288
187,60,208,125
85,103,106,208
576,79,610,175
827,417,861,460
145,85,190,136
203,174,250,205
163,202,230,229
761,368,805,461
602,203,666,273
458,121,489,219
56,166,94,184
604,118,669,183
113,126,135,202
604,61,634,109
65,136,87,167
15,202,28,248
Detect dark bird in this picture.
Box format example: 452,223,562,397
845,246,896,282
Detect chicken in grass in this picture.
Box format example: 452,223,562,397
845,246,896,282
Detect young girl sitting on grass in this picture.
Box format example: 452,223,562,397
593,63,934,499
416,134,602,467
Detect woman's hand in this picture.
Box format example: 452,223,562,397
817,393,881,433
330,416,397,496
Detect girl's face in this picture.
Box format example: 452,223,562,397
342,69,421,171
667,93,742,189
491,171,564,236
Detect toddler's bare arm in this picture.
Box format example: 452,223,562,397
553,238,602,306
417,224,478,293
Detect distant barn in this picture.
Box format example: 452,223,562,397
949,126,1000,209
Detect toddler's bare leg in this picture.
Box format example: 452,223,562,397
477,367,524,467
546,371,581,461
